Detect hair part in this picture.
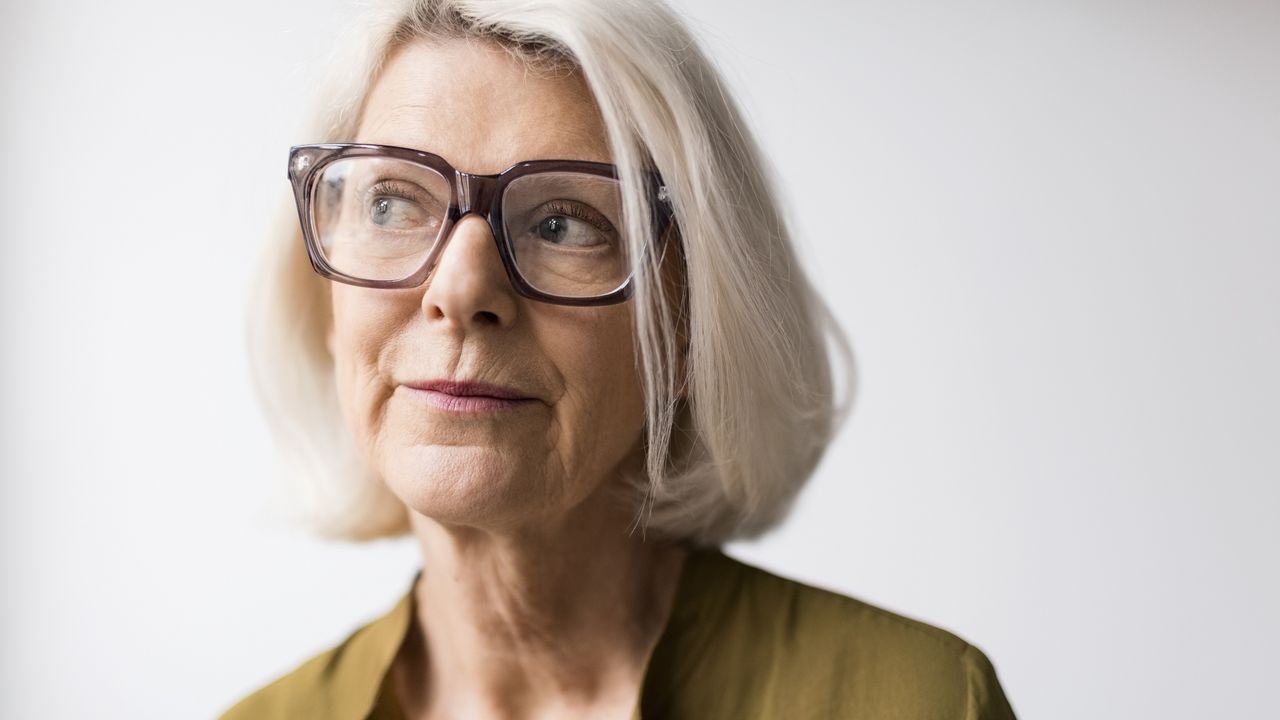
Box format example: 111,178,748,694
247,0,855,546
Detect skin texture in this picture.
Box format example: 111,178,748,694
327,38,687,719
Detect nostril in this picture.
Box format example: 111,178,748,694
474,310,500,325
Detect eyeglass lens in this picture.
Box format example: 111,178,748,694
312,156,632,298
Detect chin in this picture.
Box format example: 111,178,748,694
380,444,546,528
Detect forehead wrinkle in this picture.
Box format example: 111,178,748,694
361,100,613,172
358,103,432,143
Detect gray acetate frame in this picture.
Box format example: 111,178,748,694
288,143,677,306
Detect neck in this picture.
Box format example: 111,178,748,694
394,488,689,719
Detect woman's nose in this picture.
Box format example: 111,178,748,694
421,214,519,331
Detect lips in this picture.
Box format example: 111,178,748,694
401,379,538,413
406,379,532,400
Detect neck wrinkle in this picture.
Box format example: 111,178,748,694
395,498,690,719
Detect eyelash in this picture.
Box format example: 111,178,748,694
541,201,614,234
367,180,425,204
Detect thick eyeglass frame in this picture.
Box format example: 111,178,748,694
288,143,677,307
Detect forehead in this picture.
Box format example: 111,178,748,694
354,37,613,175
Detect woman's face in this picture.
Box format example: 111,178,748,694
327,38,646,532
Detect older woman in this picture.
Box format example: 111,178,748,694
223,0,1016,718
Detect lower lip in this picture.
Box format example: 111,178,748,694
404,387,536,413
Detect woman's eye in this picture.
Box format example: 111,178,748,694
535,214,608,247
368,196,430,230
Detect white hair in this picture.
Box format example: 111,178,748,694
247,0,855,546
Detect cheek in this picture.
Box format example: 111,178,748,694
539,307,647,475
329,288,405,456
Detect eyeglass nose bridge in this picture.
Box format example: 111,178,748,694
452,170,504,222
429,170,520,296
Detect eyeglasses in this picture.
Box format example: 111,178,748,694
287,143,675,306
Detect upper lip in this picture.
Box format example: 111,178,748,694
405,379,534,400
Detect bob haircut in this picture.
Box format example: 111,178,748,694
247,0,854,547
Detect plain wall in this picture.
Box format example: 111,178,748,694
1,0,1276,717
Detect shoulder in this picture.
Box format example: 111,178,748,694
218,587,414,720
668,549,1017,719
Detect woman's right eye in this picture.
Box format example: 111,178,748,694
366,195,432,231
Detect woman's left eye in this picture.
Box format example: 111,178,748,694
533,214,608,248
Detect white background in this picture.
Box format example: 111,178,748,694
2,1,1277,718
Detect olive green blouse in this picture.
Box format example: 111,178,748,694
220,546,1017,719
